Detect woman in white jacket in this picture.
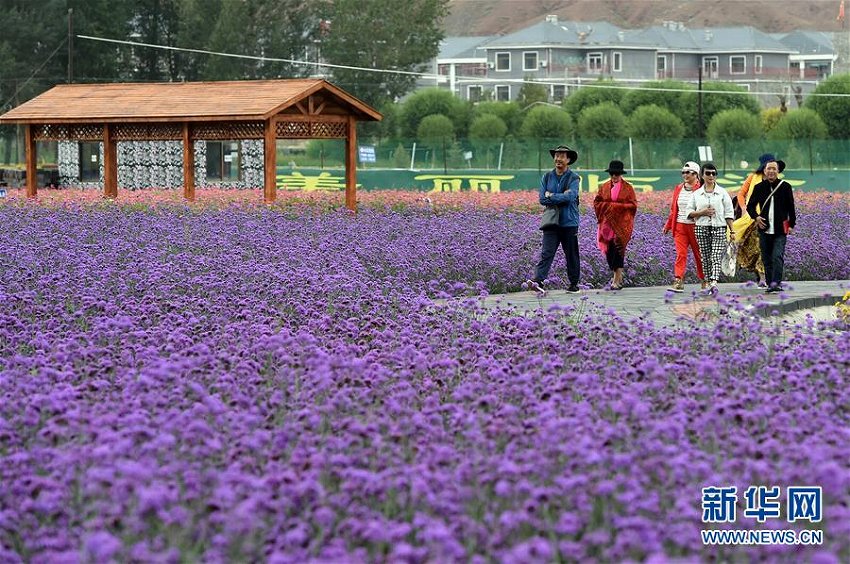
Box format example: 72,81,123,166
685,162,735,295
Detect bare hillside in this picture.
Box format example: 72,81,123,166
445,0,845,36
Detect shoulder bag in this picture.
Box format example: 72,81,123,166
758,180,790,234
540,206,559,230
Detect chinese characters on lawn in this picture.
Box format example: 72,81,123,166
276,171,808,193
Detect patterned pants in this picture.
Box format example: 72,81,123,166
695,225,727,282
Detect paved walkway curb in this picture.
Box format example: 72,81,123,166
473,280,849,328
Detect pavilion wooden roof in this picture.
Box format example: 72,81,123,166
0,78,382,124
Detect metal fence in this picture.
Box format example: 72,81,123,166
289,137,850,174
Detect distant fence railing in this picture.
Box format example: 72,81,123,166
289,137,850,175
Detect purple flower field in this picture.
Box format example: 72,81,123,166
1,203,848,562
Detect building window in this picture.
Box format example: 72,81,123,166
495,85,510,101
206,141,241,182
754,55,763,74
612,52,622,72
657,55,667,78
587,52,603,73
702,56,719,78
79,142,100,182
495,52,510,71
523,51,538,71
468,85,483,102
730,56,746,75
552,85,566,102
458,63,488,77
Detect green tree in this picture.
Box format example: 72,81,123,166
627,105,684,139
314,0,450,107
769,108,829,173
577,102,627,168
577,102,626,139
417,113,454,168
0,0,136,161
71,0,137,82
621,80,693,116
202,0,255,80
469,114,507,168
172,0,222,81
398,88,469,139
472,101,523,132
515,80,549,109
252,0,315,78
768,108,828,140
707,109,762,144
806,73,850,138
627,105,684,168
392,142,411,168
360,101,399,142
520,106,573,171
130,0,182,80
761,107,786,135
519,106,573,140
680,81,760,127
563,79,623,116
706,109,762,170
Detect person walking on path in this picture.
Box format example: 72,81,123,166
746,159,796,293
592,160,637,290
732,154,778,287
526,145,582,295
685,162,735,295
662,160,706,293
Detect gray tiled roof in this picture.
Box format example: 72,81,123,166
633,25,794,52
480,17,798,53
484,19,624,48
438,36,496,59
772,31,835,55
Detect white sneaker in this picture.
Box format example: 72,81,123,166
525,279,546,296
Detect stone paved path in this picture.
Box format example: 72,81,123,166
473,280,849,328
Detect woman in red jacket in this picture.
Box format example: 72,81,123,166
662,161,706,293
593,160,637,290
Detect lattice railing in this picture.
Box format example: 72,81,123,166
192,122,264,140
32,120,350,141
32,124,104,141
277,120,346,138
113,123,182,141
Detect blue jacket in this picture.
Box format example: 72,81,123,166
539,168,581,227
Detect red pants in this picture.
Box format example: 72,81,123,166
673,223,704,279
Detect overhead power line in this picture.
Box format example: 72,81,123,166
76,35,430,78
75,34,850,99
1,37,68,110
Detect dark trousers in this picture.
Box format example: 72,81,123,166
758,232,787,287
535,226,580,285
605,243,624,271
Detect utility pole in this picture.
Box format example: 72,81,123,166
67,8,73,83
697,65,703,137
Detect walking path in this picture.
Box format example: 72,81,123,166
474,280,849,328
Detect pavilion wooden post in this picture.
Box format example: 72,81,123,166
102,123,118,198
24,125,37,198
344,116,357,211
264,118,277,204
182,123,195,201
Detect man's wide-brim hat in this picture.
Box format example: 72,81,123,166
549,145,578,164
756,153,786,174
605,160,626,174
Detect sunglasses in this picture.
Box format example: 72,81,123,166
681,171,695,175
703,171,717,176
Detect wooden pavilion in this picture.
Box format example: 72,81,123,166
0,79,381,210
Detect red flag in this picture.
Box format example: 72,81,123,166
839,0,846,23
